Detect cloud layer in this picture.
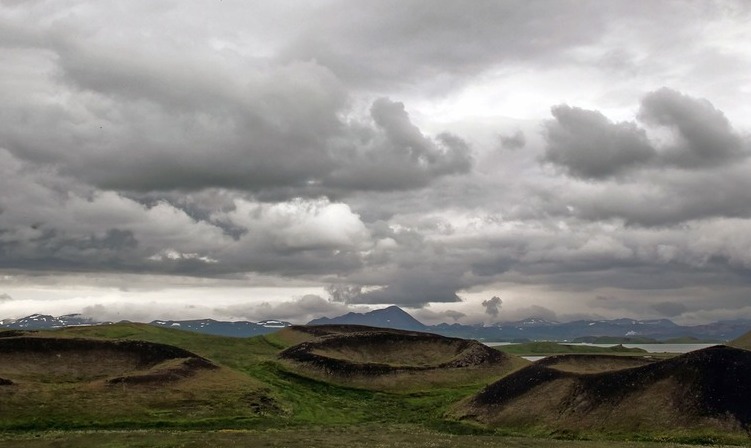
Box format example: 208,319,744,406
2,1,751,323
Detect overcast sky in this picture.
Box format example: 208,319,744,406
2,0,751,325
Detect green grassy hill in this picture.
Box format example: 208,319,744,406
731,329,751,350
494,341,647,356
453,345,751,443
0,324,528,432
0,324,748,446
0,331,275,430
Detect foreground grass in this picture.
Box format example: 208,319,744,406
0,426,743,448
3,325,745,445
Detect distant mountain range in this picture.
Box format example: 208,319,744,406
0,314,292,337
307,306,750,342
2,307,750,341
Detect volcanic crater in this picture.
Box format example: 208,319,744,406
0,335,217,385
278,325,519,384
455,345,751,434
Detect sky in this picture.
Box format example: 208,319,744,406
2,0,751,325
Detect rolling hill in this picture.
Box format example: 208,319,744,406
277,325,527,390
0,321,748,445
730,329,751,350
0,329,276,429
453,345,751,438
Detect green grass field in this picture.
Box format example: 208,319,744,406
0,426,742,448
0,324,748,447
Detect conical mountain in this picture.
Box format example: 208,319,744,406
307,306,426,331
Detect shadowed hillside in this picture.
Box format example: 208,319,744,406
278,325,527,391
730,329,751,350
454,345,751,436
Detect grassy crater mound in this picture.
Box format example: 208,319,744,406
454,345,751,436
0,336,216,384
276,326,527,392
281,329,509,374
536,354,655,374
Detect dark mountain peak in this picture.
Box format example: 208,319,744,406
307,306,425,331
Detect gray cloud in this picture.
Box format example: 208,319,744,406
346,269,465,307
651,301,688,317
543,89,748,180
2,2,751,324
442,310,466,322
283,0,609,90
220,294,366,323
507,305,558,322
539,89,751,226
639,87,745,169
543,105,656,178
482,296,502,317
324,99,472,190
499,130,526,150
0,21,471,196
326,284,364,303
0,293,12,303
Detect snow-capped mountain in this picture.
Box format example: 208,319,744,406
1,314,99,330
149,318,292,337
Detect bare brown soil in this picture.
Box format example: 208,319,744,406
457,345,751,434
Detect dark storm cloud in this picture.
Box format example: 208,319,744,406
540,89,751,226
543,105,656,178
482,296,502,317
543,88,748,180
0,22,471,196
638,87,745,168
345,267,465,307
324,99,472,190
2,1,751,323
562,167,751,226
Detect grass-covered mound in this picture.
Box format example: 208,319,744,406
453,345,751,439
0,331,277,429
731,329,751,350
278,325,527,391
495,341,648,356
536,354,655,374
0,335,216,383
